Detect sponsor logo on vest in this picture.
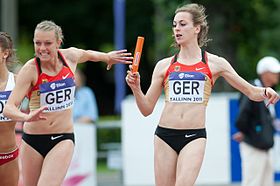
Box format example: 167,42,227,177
195,67,205,71
62,73,70,79
0,154,13,159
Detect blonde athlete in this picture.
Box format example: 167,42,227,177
126,3,280,186
4,20,132,186
0,32,19,186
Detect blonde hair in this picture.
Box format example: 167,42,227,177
0,32,18,68
174,3,210,47
35,20,64,43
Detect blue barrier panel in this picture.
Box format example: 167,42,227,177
229,99,241,182
230,98,280,182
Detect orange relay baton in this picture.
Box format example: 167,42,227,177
131,36,144,73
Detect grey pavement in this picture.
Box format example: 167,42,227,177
97,171,280,186
97,171,241,186
97,171,123,186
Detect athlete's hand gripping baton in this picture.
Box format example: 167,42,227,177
131,36,144,73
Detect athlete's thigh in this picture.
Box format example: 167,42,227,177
0,158,19,186
20,140,44,186
176,138,206,186
154,135,178,186
38,140,74,186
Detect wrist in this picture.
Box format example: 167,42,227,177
264,87,268,97
105,53,111,70
261,87,268,98
22,113,30,122
105,52,110,63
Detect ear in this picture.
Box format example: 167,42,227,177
194,25,201,34
3,50,9,59
57,39,62,49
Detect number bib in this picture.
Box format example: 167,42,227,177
168,72,206,103
40,78,75,112
0,91,11,121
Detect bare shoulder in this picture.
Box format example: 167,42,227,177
58,48,82,69
155,56,173,69
59,47,81,61
21,59,37,72
60,47,81,53
207,52,228,65
206,52,231,75
16,59,38,83
153,56,173,78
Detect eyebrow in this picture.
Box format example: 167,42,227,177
173,20,186,23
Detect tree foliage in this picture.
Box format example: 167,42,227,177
197,0,280,89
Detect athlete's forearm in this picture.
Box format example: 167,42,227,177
247,86,266,102
88,50,108,62
3,104,29,122
132,88,154,117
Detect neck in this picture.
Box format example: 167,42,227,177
178,44,201,60
42,54,61,71
0,63,9,80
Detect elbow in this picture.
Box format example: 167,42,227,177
141,109,153,117
137,101,155,117
142,112,151,117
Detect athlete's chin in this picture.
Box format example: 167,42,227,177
176,40,185,46
38,56,51,62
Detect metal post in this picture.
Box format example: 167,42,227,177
1,0,18,44
114,0,126,114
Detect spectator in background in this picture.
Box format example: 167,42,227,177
73,68,98,124
233,56,280,186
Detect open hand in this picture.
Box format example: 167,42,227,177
264,87,280,106
25,106,48,122
106,49,133,70
232,132,244,142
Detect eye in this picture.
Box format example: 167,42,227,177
34,41,41,46
45,42,52,46
180,22,186,27
172,21,177,28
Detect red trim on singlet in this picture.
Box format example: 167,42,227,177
163,51,213,86
58,50,70,68
34,57,41,77
27,51,75,99
0,148,19,166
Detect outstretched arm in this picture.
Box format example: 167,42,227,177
211,55,279,105
67,47,133,70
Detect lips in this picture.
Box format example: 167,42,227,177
39,52,50,58
176,34,182,38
